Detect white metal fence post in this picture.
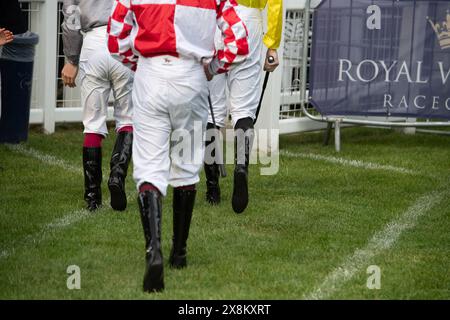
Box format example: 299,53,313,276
254,5,285,154
255,68,282,154
40,0,58,134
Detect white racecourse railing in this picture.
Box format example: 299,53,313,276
20,0,319,138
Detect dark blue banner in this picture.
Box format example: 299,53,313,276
310,0,450,120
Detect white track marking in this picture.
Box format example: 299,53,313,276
0,208,89,260
0,192,135,261
5,144,82,175
2,144,136,261
303,190,445,300
281,150,417,175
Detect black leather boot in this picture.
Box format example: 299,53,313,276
138,189,164,292
83,147,102,211
204,163,221,205
108,131,133,211
232,117,254,214
169,187,196,269
204,122,221,205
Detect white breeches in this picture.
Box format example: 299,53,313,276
132,55,209,196
79,26,134,136
208,6,264,128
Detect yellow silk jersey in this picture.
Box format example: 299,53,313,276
237,0,283,49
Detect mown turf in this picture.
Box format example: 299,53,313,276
0,125,449,299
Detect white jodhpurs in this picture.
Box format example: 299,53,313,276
208,5,264,128
132,55,209,196
79,26,134,136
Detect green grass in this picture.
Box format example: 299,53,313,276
0,125,449,299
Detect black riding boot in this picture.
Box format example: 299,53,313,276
83,147,102,211
204,122,221,205
232,117,254,214
108,131,133,211
169,187,196,269
138,188,164,292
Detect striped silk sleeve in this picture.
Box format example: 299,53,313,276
209,0,250,75
107,0,138,71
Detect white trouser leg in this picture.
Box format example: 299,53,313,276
79,26,133,136
169,85,208,189
207,73,228,128
228,11,264,127
111,59,134,131
133,56,208,196
80,71,110,136
132,78,171,195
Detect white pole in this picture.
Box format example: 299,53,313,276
41,0,58,134
335,119,341,153
255,5,284,154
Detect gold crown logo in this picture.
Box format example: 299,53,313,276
428,11,450,50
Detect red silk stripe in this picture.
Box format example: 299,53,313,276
223,27,236,44
224,50,236,64
217,63,231,74
111,1,129,22
107,0,248,74
119,24,133,39
176,0,216,10
222,7,241,27
133,4,176,56
122,48,135,57
217,1,225,18
217,50,225,60
235,38,249,55
108,36,119,53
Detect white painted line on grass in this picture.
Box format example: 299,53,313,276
2,144,136,261
281,150,417,175
0,192,135,261
303,190,445,300
5,144,82,175
0,208,89,260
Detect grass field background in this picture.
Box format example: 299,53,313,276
0,125,449,299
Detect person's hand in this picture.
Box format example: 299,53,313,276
0,28,13,46
61,62,79,88
264,48,280,72
203,62,214,82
